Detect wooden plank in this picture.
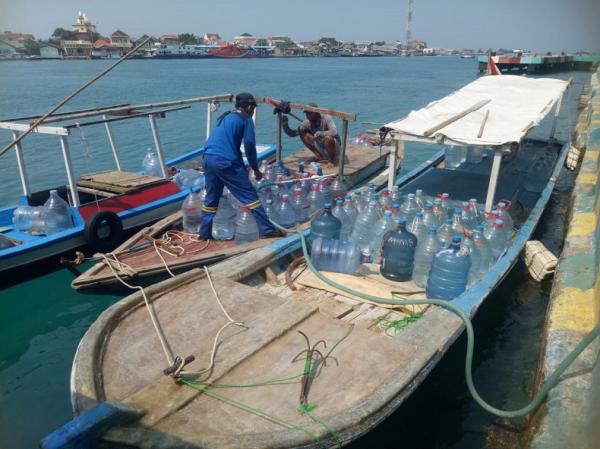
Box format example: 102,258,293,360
110,276,319,427
76,185,118,198
77,170,167,194
295,268,428,314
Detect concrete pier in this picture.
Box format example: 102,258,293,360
528,67,600,449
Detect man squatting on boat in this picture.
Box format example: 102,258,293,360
281,103,341,168
200,92,280,239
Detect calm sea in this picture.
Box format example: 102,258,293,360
0,57,587,449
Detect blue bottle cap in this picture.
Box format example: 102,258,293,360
355,191,362,197
425,202,433,209
324,202,332,209
392,203,400,208
336,199,343,206
429,226,437,234
397,218,407,226
476,224,484,231
454,207,462,214
345,194,352,200
452,236,462,243
415,211,423,217
462,201,469,206
384,210,392,216
445,219,452,224
368,182,374,188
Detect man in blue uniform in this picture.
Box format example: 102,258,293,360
200,92,279,240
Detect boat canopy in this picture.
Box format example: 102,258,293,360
384,75,570,147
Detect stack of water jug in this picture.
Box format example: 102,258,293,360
12,189,74,236
180,160,347,245
307,183,515,300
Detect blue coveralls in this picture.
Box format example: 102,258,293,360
199,110,275,239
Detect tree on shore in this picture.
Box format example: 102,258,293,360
52,28,74,40
24,40,41,55
178,33,201,45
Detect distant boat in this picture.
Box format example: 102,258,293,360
210,44,251,58
461,54,475,59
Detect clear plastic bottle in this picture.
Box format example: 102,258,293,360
12,205,44,233
469,225,492,282
181,189,202,234
469,198,484,224
412,226,441,288
211,195,236,240
380,219,418,282
142,148,163,177
311,237,362,274
319,179,332,205
369,210,396,263
437,218,454,248
484,218,508,261
426,236,471,300
300,173,312,196
496,201,513,236
451,207,466,237
330,176,346,201
466,147,484,164
264,197,280,224
365,182,378,204
332,199,353,241
444,146,462,169
415,189,428,210
460,201,478,231
175,169,204,191
342,194,358,227
353,191,365,214
408,211,427,243
307,183,324,215
309,203,341,246
391,185,403,205
379,190,392,211
234,205,260,244
432,198,446,223
42,189,73,235
439,193,452,218
422,202,440,230
276,193,297,229
350,200,382,252
399,193,420,224
291,187,310,224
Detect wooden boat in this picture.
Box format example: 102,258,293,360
0,94,276,275
50,75,573,449
70,104,399,290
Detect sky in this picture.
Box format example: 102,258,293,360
0,0,598,52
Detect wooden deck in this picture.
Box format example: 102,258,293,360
77,170,167,195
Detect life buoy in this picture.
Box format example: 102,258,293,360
84,211,123,251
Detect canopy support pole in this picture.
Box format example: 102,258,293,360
549,92,564,140
103,115,122,171
484,149,503,213
338,119,349,179
148,114,167,178
12,131,30,198
59,136,80,207
206,102,214,139
388,139,402,191
276,112,282,162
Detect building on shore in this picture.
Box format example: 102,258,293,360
110,30,132,55
62,39,93,57
159,34,179,46
0,39,19,57
71,12,97,41
203,33,221,45
92,38,119,58
233,33,257,47
39,43,63,59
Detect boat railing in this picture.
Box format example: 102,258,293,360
0,95,358,208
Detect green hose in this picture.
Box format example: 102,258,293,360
269,219,600,419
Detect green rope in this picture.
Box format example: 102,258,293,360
375,311,425,337
268,218,600,419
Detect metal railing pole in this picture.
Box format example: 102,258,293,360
12,131,30,198
148,114,167,178
59,136,80,207
338,119,349,178
276,112,282,162
206,102,214,139
103,114,122,171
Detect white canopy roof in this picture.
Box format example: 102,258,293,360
384,75,569,147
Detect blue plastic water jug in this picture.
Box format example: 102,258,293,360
380,219,418,282
426,236,471,300
309,203,341,247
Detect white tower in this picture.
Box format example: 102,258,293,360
406,0,414,47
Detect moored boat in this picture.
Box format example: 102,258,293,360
49,75,573,449
0,94,275,275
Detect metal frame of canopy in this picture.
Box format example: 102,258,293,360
0,95,356,208
383,76,572,212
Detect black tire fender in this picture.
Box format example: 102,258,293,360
84,211,123,251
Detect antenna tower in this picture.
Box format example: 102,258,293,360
406,0,413,46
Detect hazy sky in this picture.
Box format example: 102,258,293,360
1,0,598,52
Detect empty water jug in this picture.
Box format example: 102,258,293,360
332,199,353,241
276,194,297,229
342,195,358,226
399,193,420,224
211,195,236,240
309,203,341,246
307,183,324,215
444,146,462,169
426,236,471,300
142,148,163,177
42,190,73,235
380,219,418,282
437,218,454,248
412,226,441,288
469,225,492,283
175,169,204,191
235,206,260,244
181,189,203,233
422,202,440,230
369,210,396,263
484,218,508,261
291,187,310,223
12,205,45,233
460,201,478,230
310,238,362,274
407,211,427,243
350,200,381,252
330,176,346,201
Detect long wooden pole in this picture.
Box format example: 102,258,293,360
0,36,152,159
423,99,491,137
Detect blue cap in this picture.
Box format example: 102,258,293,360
398,218,407,226
384,210,392,216
425,202,433,209
336,199,343,205
476,224,484,231
452,236,461,243
368,182,374,188
445,219,452,224
392,203,400,208
429,226,437,234
324,202,332,209
415,211,423,217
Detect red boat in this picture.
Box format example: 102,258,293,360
209,44,251,58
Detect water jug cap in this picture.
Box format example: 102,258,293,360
384,210,392,216
498,201,507,209
476,224,484,231
469,198,477,203
425,202,433,209
452,236,462,243
462,201,469,207
397,218,407,226
336,199,343,206
407,193,415,198
392,185,399,191
281,194,289,201
392,203,400,208
494,219,504,226
368,182,374,188
428,226,437,234
355,191,362,196
445,219,452,224
345,194,352,200
416,189,423,194
324,202,332,209
50,189,58,195
454,207,462,214
415,211,423,217
381,190,389,196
